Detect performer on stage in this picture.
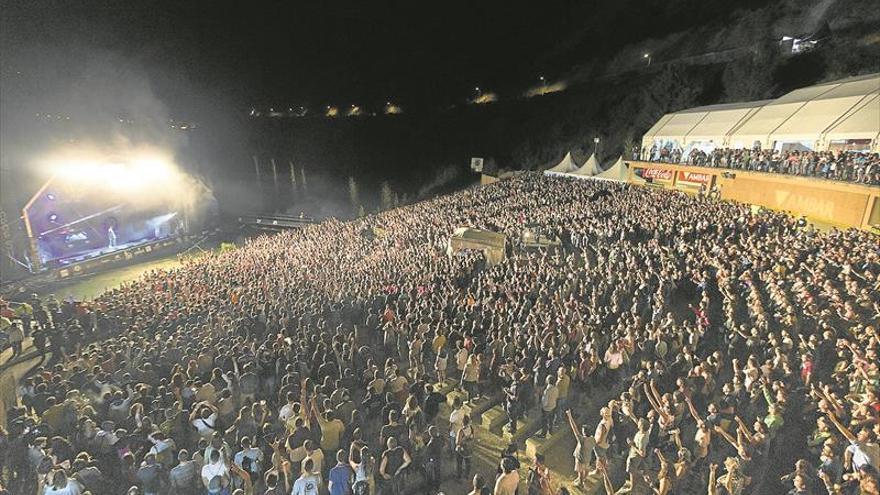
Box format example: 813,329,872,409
107,225,117,248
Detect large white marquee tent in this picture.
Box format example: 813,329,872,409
642,73,880,153
546,152,579,174
572,153,602,176
592,156,629,181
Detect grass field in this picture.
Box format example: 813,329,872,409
42,256,182,300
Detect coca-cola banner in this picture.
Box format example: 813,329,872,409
634,167,674,182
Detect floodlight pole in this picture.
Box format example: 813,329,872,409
21,174,56,273
271,158,279,194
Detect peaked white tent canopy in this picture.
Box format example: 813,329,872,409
546,152,578,174
643,73,880,152
572,153,602,176
592,156,629,182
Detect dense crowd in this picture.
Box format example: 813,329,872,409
641,145,880,185
0,173,878,495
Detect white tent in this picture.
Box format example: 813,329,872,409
592,156,629,182
682,101,768,147
647,111,710,146
572,153,602,176
726,101,804,149
546,152,578,174
822,94,880,147
643,73,880,152
642,114,675,145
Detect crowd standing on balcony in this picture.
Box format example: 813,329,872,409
642,144,880,185
0,173,877,495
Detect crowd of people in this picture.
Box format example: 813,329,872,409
0,172,877,495
640,144,880,185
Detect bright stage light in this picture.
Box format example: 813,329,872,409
23,143,215,273
41,145,179,192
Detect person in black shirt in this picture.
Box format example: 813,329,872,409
423,426,444,495
380,410,407,452
380,393,400,427
409,378,426,406
379,437,411,495
423,385,444,423
468,473,492,495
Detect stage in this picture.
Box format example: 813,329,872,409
53,236,176,266
53,234,192,280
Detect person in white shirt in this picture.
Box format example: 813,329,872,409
94,422,118,455
190,402,219,441
540,375,559,436
201,450,230,495
435,350,448,383
302,440,324,485
42,469,83,495
233,436,264,479
448,397,468,454
455,342,469,377
7,321,24,356
147,431,176,467
292,458,321,495
279,392,300,425
204,433,233,469
590,405,614,475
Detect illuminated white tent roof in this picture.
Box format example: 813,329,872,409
642,113,674,143
546,152,578,173
728,101,804,149
682,101,768,146
823,94,880,143
572,153,602,176
645,110,711,145
643,73,880,151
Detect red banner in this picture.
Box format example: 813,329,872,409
676,170,714,187
640,168,674,182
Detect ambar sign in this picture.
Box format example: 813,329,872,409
677,170,714,187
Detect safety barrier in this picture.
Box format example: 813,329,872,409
626,161,880,231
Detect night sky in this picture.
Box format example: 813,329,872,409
2,0,767,113
0,0,778,212
1,0,607,111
